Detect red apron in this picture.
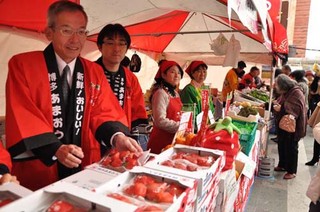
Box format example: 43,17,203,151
148,93,182,154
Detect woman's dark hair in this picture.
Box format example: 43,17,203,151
275,68,282,78
310,76,320,92
290,70,306,82
97,24,131,49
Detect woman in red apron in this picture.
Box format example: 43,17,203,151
148,61,183,154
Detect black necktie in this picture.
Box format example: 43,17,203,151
61,65,70,103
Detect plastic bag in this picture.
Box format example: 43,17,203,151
210,33,229,55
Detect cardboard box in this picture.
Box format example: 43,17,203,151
1,181,136,212
144,144,225,197
0,183,33,208
61,168,118,191
94,166,198,212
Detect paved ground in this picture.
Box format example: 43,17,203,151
246,126,317,212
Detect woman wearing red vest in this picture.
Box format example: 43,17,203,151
147,61,183,154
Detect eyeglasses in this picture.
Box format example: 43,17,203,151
103,40,127,47
54,27,89,37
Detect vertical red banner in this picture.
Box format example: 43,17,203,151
267,0,281,21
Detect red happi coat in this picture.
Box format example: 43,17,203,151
0,142,12,174
5,50,128,190
122,67,148,130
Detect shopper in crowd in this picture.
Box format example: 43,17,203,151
270,68,283,143
290,70,309,114
5,1,142,191
148,60,183,154
273,74,307,179
306,121,320,211
95,24,148,152
221,61,246,105
306,75,320,166
238,66,260,90
281,64,292,75
0,142,19,185
180,61,215,132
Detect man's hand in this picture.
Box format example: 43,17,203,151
0,173,19,185
55,144,84,168
113,134,143,153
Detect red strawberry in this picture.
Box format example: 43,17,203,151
157,191,174,203
110,158,122,167
136,205,164,212
166,183,185,197
46,200,74,212
0,198,14,207
107,193,132,204
124,158,138,169
119,150,131,160
100,157,112,166
134,175,155,184
161,160,174,167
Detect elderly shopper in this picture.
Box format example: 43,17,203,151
273,74,307,179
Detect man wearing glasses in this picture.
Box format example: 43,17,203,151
95,24,149,153
5,1,142,191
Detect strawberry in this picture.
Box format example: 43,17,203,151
157,191,174,203
134,175,155,184
197,156,213,167
161,160,174,167
110,158,122,167
46,200,74,212
166,183,185,197
107,193,132,204
124,158,138,169
0,198,14,207
146,182,167,202
173,161,187,170
133,182,147,197
136,205,164,212
187,164,198,171
100,157,112,166
119,150,130,160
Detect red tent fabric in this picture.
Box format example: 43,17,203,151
0,0,287,61
88,11,189,53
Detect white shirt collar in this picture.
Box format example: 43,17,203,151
55,53,76,86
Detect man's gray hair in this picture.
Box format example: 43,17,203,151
47,1,88,28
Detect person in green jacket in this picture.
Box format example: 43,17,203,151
180,61,215,132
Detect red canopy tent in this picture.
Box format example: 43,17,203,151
0,0,288,65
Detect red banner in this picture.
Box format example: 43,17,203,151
267,0,281,21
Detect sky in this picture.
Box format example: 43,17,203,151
306,0,320,59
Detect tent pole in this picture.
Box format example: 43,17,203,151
130,29,251,37
264,62,275,158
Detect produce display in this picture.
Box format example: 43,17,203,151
46,200,87,212
160,151,215,171
238,105,258,117
0,191,19,208
248,89,270,102
107,174,187,211
99,149,150,172
0,198,14,207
